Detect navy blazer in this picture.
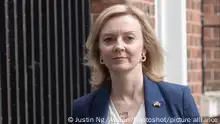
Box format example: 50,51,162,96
72,76,202,124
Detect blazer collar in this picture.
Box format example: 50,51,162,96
143,76,166,119
89,75,166,123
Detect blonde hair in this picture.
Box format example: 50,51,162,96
85,4,164,89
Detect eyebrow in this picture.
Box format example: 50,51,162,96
101,31,136,36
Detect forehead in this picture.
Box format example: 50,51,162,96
100,14,142,35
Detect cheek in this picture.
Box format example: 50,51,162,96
127,47,143,61
128,43,143,55
99,46,112,58
130,51,142,60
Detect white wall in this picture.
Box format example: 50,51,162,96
155,0,187,85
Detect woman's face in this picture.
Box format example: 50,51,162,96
99,14,145,72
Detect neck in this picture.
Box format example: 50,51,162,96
110,66,144,101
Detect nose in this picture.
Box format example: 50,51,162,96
113,38,125,52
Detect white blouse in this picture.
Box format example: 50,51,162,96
106,99,146,124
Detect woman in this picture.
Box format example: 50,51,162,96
72,4,201,124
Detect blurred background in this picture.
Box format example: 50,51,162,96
0,0,219,124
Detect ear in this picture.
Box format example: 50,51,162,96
142,49,147,55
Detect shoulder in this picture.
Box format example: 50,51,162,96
157,81,201,120
156,81,192,104
72,88,103,117
157,81,188,97
73,89,98,105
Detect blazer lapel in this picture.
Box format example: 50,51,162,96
144,76,169,123
89,88,110,124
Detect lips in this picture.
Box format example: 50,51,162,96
112,57,127,60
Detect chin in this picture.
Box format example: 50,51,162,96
110,64,131,72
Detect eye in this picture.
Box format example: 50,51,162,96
125,35,134,42
103,37,113,42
